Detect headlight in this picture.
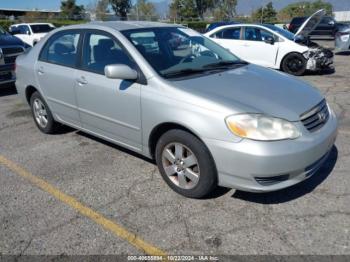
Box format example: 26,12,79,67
225,114,300,141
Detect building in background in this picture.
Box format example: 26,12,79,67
334,11,350,22
0,8,61,20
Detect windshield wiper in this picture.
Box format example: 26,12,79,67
162,68,211,78
203,60,248,69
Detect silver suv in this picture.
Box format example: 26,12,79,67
15,22,338,198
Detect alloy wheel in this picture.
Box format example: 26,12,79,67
33,98,48,128
161,142,200,189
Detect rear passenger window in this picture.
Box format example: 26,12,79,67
81,33,135,75
39,32,80,67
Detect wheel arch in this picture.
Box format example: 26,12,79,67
148,122,204,160
25,85,39,104
279,51,305,70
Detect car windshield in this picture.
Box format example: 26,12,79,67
122,27,245,79
263,24,295,41
30,24,54,33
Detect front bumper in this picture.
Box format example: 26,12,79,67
305,48,334,71
0,64,15,85
204,110,338,192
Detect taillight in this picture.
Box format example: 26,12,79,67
13,62,16,71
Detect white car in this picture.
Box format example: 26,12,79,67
204,10,333,76
9,23,55,46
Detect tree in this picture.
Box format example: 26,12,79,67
130,0,158,20
169,0,197,21
278,0,333,22
212,0,237,21
86,0,109,20
252,1,277,23
96,0,109,20
195,0,214,20
60,0,85,19
109,0,131,20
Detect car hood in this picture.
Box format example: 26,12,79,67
0,33,25,46
295,9,325,39
33,33,48,40
170,64,324,121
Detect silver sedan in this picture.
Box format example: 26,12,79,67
15,22,338,198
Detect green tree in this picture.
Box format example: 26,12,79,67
131,0,158,20
96,0,109,20
109,0,131,20
60,0,85,19
212,0,237,21
252,1,277,23
278,0,333,21
195,0,214,20
169,0,197,21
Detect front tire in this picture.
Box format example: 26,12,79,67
155,129,217,198
30,91,59,134
281,53,307,76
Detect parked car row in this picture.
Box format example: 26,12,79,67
9,23,55,46
288,15,337,38
0,26,29,86
204,10,334,76
14,20,338,198
0,23,56,86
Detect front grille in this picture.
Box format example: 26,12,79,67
0,46,24,65
300,99,329,132
2,47,24,55
0,72,12,81
4,56,16,64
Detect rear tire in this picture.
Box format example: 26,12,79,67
281,53,307,76
30,91,59,134
155,129,217,198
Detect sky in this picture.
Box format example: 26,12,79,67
0,0,349,13
0,0,92,10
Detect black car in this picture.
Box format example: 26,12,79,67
288,16,337,38
0,26,28,86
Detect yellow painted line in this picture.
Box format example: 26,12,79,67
0,155,167,257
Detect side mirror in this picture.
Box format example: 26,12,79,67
104,64,138,80
328,21,335,26
26,31,31,35
264,36,275,45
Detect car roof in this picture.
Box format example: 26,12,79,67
11,23,54,27
206,23,269,32
83,21,181,31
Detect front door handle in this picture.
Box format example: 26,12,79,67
77,76,88,85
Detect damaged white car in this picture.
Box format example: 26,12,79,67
204,9,333,76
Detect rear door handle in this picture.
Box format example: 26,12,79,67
77,76,88,85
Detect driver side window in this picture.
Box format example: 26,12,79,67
18,25,30,35
81,33,135,75
244,27,274,41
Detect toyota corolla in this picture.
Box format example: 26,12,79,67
15,21,338,198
